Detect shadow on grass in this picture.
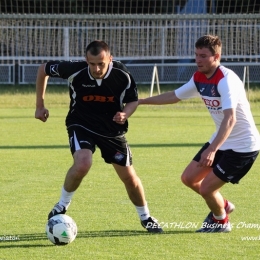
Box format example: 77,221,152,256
0,143,203,150
0,230,195,248
76,229,194,238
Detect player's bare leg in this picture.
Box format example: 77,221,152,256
113,164,146,206
48,149,92,219
181,160,232,232
181,160,211,194
196,172,231,232
113,164,163,233
64,149,92,192
199,172,226,216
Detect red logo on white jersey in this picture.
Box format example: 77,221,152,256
202,98,220,108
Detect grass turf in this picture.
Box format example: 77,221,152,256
0,86,260,259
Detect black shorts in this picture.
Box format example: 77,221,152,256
67,125,132,166
193,142,259,184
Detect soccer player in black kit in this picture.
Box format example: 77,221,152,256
35,40,162,233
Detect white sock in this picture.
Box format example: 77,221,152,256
135,203,150,221
213,212,226,220
59,186,74,209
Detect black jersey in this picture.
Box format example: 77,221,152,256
44,60,138,137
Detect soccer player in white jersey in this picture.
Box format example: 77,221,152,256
138,35,260,232
35,40,162,233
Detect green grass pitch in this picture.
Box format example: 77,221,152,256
0,86,260,259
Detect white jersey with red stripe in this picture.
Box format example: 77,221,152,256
175,65,260,152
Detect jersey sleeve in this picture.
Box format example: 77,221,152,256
113,60,131,74
44,60,87,79
112,61,138,103
175,75,200,100
122,73,138,103
218,72,243,110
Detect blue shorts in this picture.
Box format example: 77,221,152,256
67,125,132,166
193,142,259,184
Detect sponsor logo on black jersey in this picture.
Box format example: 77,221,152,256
82,95,115,102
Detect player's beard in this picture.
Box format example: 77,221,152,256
91,71,104,79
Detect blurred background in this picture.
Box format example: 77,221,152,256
0,0,259,85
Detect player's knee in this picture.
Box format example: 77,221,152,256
72,150,92,175
181,172,192,187
73,159,92,177
181,174,201,193
180,173,186,185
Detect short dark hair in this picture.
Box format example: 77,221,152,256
85,40,110,56
195,35,222,55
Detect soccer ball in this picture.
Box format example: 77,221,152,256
46,214,77,245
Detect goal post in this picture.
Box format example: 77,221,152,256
149,64,161,97
243,66,250,101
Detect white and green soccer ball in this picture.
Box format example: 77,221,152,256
46,214,77,245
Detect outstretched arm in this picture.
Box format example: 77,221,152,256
35,63,50,122
138,91,181,105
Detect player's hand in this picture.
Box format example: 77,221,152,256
35,107,49,122
197,148,215,167
113,112,127,125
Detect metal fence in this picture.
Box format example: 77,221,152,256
10,62,258,85
0,14,259,85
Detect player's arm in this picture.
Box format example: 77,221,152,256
198,76,239,167
209,108,237,151
138,90,180,105
35,63,50,122
114,73,138,124
113,101,138,125
139,76,200,105
198,108,236,167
